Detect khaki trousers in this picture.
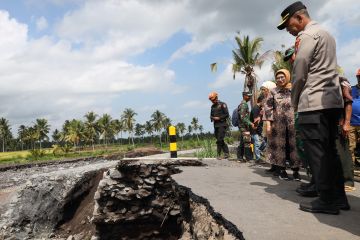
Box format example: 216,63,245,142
348,126,360,163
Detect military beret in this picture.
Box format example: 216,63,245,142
283,46,295,61
242,91,253,96
277,1,307,30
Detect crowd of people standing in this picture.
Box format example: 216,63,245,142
209,1,358,215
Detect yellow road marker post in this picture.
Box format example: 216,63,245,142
169,126,177,158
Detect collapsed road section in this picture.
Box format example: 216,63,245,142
0,158,244,240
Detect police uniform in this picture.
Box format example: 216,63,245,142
292,21,345,204
278,1,348,213
237,99,252,160
210,100,230,158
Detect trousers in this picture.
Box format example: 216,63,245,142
298,109,345,200
214,126,229,156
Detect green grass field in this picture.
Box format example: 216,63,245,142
0,135,235,165
0,146,126,165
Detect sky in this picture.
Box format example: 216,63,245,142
0,0,359,136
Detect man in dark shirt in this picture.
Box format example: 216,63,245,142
209,92,230,159
250,95,265,162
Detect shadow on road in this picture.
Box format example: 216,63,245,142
250,166,360,237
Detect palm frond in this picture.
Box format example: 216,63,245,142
210,63,218,72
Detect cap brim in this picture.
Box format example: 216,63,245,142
283,55,291,61
277,18,288,30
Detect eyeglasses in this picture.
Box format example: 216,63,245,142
276,76,286,80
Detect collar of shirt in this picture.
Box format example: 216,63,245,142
297,20,318,36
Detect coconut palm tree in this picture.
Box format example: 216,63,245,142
110,119,121,143
162,117,172,144
97,114,113,147
144,121,153,143
113,119,126,145
52,129,61,144
176,122,186,146
18,125,27,150
211,34,269,106
187,125,192,136
23,126,37,150
84,111,98,151
232,34,269,105
0,118,12,152
135,123,145,143
64,119,84,150
121,108,137,147
151,110,166,148
34,118,50,149
272,49,292,73
199,125,204,136
190,117,200,142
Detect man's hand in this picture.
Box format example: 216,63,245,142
212,116,220,121
342,121,350,137
266,122,271,137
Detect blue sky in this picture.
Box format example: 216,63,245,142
0,0,359,136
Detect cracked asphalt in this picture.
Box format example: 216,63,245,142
172,158,360,240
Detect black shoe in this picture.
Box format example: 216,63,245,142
273,168,280,177
279,170,290,180
299,182,313,190
265,165,276,173
299,199,339,215
293,171,301,181
296,184,318,197
224,154,230,159
334,196,351,211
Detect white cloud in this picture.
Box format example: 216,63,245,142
35,16,48,31
209,64,241,89
0,11,27,60
209,62,274,90
0,9,180,131
338,38,360,84
1,0,359,134
55,0,186,60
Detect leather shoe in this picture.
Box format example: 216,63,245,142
334,196,351,211
299,199,339,215
296,184,318,197
265,165,276,174
299,182,313,190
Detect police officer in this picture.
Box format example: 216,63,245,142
278,1,348,214
209,92,230,159
237,91,253,161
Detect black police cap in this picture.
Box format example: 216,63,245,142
277,1,307,30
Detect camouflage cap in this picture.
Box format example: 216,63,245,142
242,91,253,96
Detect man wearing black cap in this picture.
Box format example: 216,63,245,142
278,1,349,214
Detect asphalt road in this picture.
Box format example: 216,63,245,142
172,159,360,240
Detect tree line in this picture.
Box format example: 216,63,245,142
0,109,205,152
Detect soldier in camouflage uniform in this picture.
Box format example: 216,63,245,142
209,92,230,159
237,91,254,161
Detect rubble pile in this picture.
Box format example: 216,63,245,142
92,161,183,239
